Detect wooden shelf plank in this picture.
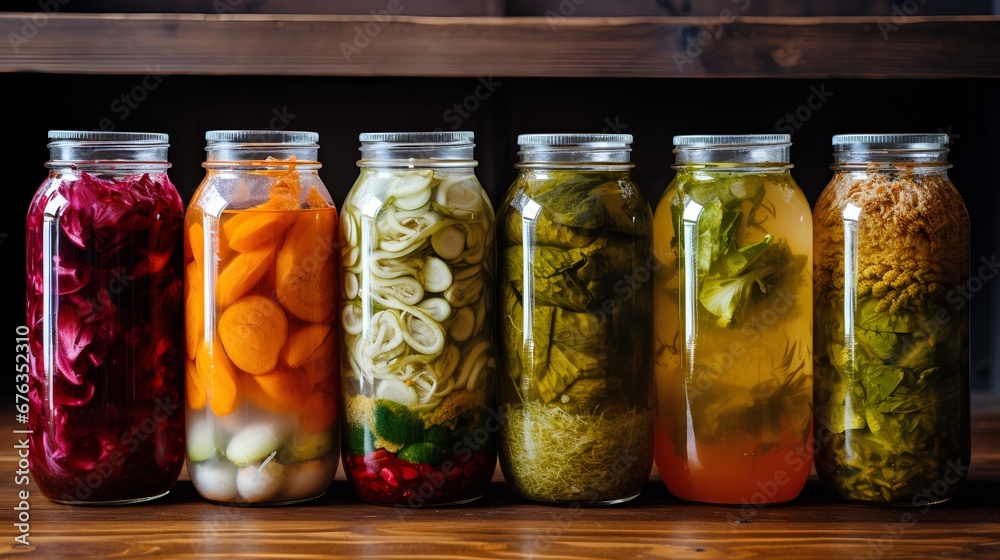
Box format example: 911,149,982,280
1,14,999,77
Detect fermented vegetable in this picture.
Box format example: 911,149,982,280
341,160,496,506
26,161,186,504
185,136,340,505
814,165,970,504
653,136,813,505
499,163,654,504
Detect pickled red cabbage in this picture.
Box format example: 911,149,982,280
26,171,185,503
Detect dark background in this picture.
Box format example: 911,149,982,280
2,74,998,393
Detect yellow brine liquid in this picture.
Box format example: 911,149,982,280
653,167,813,505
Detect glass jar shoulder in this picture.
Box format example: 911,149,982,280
31,169,182,218
500,169,651,240
343,167,493,229
27,173,68,220
191,168,332,215
663,168,807,209
815,169,967,226
654,169,811,257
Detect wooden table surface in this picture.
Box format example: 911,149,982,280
2,398,998,559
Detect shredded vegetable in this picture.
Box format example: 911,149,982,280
341,167,496,505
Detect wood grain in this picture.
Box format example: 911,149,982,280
0,14,999,78
1,404,998,559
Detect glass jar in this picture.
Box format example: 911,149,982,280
185,131,340,505
25,131,185,504
653,134,813,505
813,134,970,505
340,131,496,507
497,133,654,504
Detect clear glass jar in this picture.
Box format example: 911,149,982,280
185,131,340,505
497,134,654,504
340,131,497,507
813,134,970,505
653,134,813,505
26,131,185,504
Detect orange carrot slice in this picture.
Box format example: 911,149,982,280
243,371,296,414
299,389,337,432
282,324,331,368
185,261,204,361
223,211,297,253
275,210,338,322
218,295,289,375
196,337,240,416
299,329,337,387
185,359,206,411
188,221,205,271
252,366,306,410
216,244,276,309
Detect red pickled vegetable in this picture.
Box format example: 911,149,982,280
26,171,186,503
344,448,494,507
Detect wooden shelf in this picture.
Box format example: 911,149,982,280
1,13,999,77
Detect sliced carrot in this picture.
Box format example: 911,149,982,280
185,359,206,411
243,371,296,414
184,261,204,361
218,295,289,375
222,211,297,253
299,328,337,387
299,390,337,432
188,221,205,270
252,366,307,411
282,324,331,368
216,243,277,309
275,209,338,322
196,337,240,416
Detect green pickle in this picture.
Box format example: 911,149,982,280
498,146,654,505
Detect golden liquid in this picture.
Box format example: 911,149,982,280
652,170,813,504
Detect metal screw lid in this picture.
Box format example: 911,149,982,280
205,130,319,145
359,131,474,144
47,130,168,144
518,133,632,147
832,133,949,150
673,134,790,147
